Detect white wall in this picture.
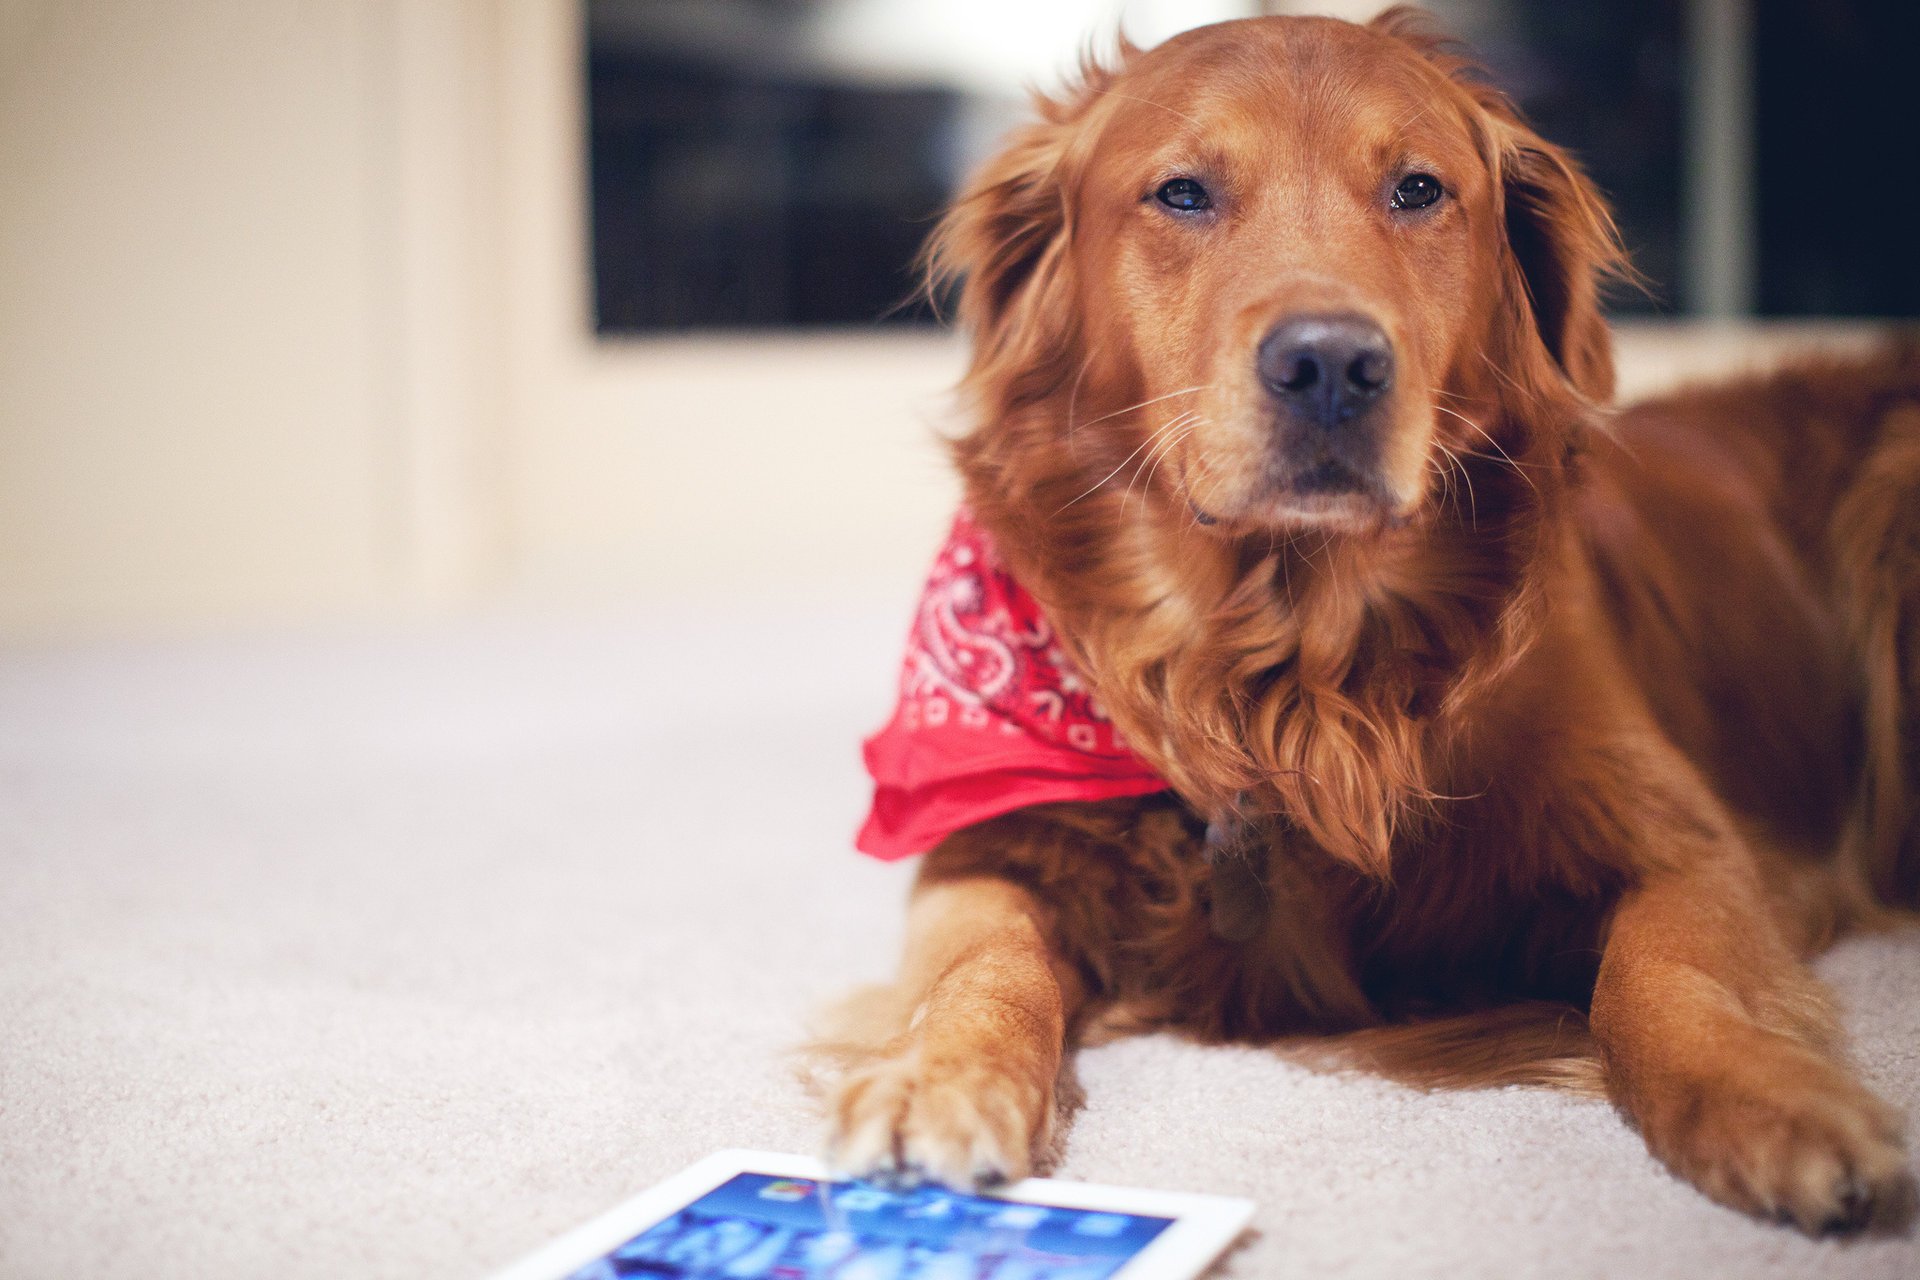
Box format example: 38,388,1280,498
0,0,963,639
0,1,402,633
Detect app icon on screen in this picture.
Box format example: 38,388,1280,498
988,1205,1049,1229
836,1187,892,1212
905,1195,954,1218
757,1179,813,1202
1073,1212,1130,1237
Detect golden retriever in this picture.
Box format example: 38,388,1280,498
814,8,1920,1234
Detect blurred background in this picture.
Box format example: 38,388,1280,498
1,0,1915,639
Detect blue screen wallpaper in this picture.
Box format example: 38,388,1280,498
566,1172,1173,1280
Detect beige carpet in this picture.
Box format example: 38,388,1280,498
1,596,1916,1280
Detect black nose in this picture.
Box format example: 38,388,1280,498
1256,313,1394,428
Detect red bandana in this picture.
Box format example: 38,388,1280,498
857,510,1169,860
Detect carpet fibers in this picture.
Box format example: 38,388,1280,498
1,604,1916,1278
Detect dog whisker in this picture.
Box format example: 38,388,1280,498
1129,417,1202,513
1430,438,1478,528
1056,407,1201,515
1122,417,1196,514
1432,398,1542,499
1069,383,1213,434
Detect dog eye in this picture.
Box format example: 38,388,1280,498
1155,178,1212,212
1390,173,1444,211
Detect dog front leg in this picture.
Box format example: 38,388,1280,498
822,875,1076,1190
1591,854,1913,1232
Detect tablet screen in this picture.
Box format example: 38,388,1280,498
566,1171,1175,1279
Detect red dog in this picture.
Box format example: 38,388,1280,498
815,9,1920,1233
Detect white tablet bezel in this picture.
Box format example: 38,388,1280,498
486,1148,1253,1280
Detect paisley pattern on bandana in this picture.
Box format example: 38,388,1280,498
857,510,1168,860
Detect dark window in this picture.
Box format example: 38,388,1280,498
1466,2,1685,315
584,0,1918,332
587,1,959,332
1754,0,1920,316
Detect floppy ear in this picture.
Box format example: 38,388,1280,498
926,57,1121,408
1493,125,1629,405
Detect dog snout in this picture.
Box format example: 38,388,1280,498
1256,313,1394,429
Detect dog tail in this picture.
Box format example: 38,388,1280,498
1285,1000,1606,1097
1830,356,1920,908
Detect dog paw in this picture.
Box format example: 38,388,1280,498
824,1044,1051,1192
1643,1044,1914,1234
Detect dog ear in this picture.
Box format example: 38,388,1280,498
1492,126,1628,405
926,56,1122,408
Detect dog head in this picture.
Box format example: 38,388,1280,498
934,8,1628,537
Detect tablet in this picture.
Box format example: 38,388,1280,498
487,1149,1253,1280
